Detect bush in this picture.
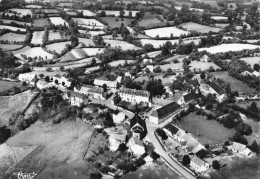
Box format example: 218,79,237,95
196,110,201,115
232,132,248,145
212,160,220,170
156,128,168,140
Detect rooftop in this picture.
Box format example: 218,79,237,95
191,156,207,167
164,124,179,135
209,81,224,95
119,88,149,98
232,142,246,151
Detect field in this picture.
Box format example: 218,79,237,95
211,16,228,21
76,9,96,16
0,81,21,93
142,50,161,58
144,26,189,38
180,22,222,33
33,18,49,27
0,32,26,42
108,59,135,67
49,17,68,26
100,17,132,28
82,48,104,56
31,31,45,45
72,18,105,27
212,71,256,93
48,31,64,41
46,41,70,54
98,10,139,17
240,57,260,68
203,1,221,9
178,113,236,144
88,30,105,36
198,43,260,54
104,39,141,51
78,38,95,47
156,62,184,71
215,23,229,28
0,19,31,26
46,57,100,68
0,44,24,51
9,8,32,17
25,5,42,8
190,61,221,71
0,25,26,32
140,38,200,48
5,120,96,179
35,9,58,14
0,91,35,126
14,47,54,60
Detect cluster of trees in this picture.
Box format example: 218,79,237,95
156,128,168,140
199,34,223,47
145,79,165,98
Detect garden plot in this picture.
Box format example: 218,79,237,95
108,60,135,67
82,48,104,56
0,19,31,26
0,44,24,51
240,57,260,68
48,31,63,41
140,38,200,48
78,38,95,47
72,18,105,27
0,25,26,32
49,17,68,26
144,26,189,38
9,8,32,17
0,33,26,42
15,47,54,60
180,22,221,33
76,9,96,16
31,31,45,45
98,10,139,17
198,43,260,54
32,18,49,27
104,39,141,51
46,41,70,54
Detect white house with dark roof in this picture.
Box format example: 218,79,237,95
128,137,146,156
163,124,179,138
200,54,211,62
36,80,51,90
118,88,150,105
190,156,210,173
149,102,181,124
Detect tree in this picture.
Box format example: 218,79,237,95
249,140,260,154
200,72,206,79
102,83,107,92
45,76,50,82
150,151,160,161
212,160,220,170
143,43,154,52
249,102,258,113
118,143,127,152
112,30,118,40
161,41,172,56
0,126,11,144
114,93,121,105
39,74,44,78
129,11,132,18
232,132,248,145
182,155,190,166
253,64,260,72
90,172,102,179
55,79,59,85
156,128,168,140
104,112,114,127
120,10,125,18
236,122,252,136
22,81,27,86
100,10,106,17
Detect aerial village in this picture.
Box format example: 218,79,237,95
0,0,260,179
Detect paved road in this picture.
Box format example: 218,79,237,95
146,121,196,179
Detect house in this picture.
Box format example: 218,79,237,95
181,133,201,153
52,74,72,88
104,126,127,151
149,102,181,124
70,91,86,107
18,73,36,83
116,76,122,83
128,137,146,156
208,81,224,96
130,114,146,140
74,85,105,100
175,128,187,143
163,124,179,138
231,142,252,156
200,54,210,62
36,80,51,90
178,92,197,105
94,79,117,89
118,88,150,105
190,156,210,173
112,110,126,124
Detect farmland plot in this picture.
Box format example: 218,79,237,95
0,33,26,42
211,16,228,21
76,10,96,16
198,43,260,54
240,57,260,68
15,47,54,60
190,61,221,71
0,25,26,32
78,38,95,47
25,5,42,8
72,18,105,27
33,18,49,27
0,19,31,26
0,44,24,51
46,41,70,54
88,30,105,36
180,22,221,33
104,39,141,51
98,10,139,17
49,17,68,26
48,31,64,41
108,60,135,67
144,26,189,38
31,31,45,45
100,17,132,28
82,48,104,56
140,38,200,48
9,8,32,17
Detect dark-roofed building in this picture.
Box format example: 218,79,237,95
208,81,224,95
118,88,150,105
70,91,87,107
130,114,146,139
149,102,181,124
163,124,179,138
178,92,197,105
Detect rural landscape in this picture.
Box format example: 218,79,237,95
0,0,260,179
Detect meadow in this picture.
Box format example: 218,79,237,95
0,81,21,92
144,26,189,38
9,8,32,17
211,16,228,21
33,18,49,27
190,61,221,71
46,41,70,54
76,9,96,16
140,38,200,48
108,60,135,67
78,38,95,47
48,31,64,41
0,19,31,26
104,39,141,50
240,57,260,68
0,25,26,32
98,10,139,17
100,17,132,28
72,18,105,27
0,33,26,42
31,31,45,45
14,47,54,60
82,48,104,56
180,22,222,33
49,17,68,26
0,44,24,51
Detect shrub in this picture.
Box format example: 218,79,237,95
156,128,168,140
212,160,220,170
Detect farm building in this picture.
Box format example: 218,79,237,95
74,85,105,100
200,54,211,62
190,156,210,173
230,142,252,156
94,79,117,90
118,88,150,105
112,110,126,124
18,73,36,83
70,91,86,107
178,92,197,105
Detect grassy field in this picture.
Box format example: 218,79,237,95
76,9,96,16
0,81,20,92
0,19,31,26
108,59,135,67
180,22,222,33
140,38,200,48
0,33,26,42
0,25,26,32
72,18,105,27
144,26,189,38
33,18,49,27
14,47,54,60
31,31,45,45
49,17,68,26
48,31,64,41
157,62,184,71
240,57,260,68
9,8,32,17
78,38,95,47
100,17,132,28
104,39,141,51
190,61,221,71
179,113,236,144
5,120,95,179
82,48,104,56
46,41,70,54
0,44,24,51
212,72,256,93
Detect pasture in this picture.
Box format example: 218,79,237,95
33,18,49,27
35,9,58,14
144,26,189,38
0,25,26,32
180,22,222,33
48,31,64,41
108,60,135,67
0,44,24,51
25,5,42,8
78,38,95,47
100,17,132,28
9,8,32,17
31,31,45,45
0,81,21,93
46,57,100,68
240,57,260,68
46,41,70,54
190,61,221,71
104,39,141,51
156,62,184,71
88,30,105,36
76,9,96,16
82,48,104,56
72,18,105,27
178,113,236,144
211,16,228,21
198,43,260,54
212,71,256,93
15,47,54,60
49,17,68,26
98,10,139,17
215,23,229,28
140,38,200,48
0,19,31,26
0,33,26,42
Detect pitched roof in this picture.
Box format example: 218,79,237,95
130,114,145,129
119,88,149,98
150,102,181,122
164,124,179,135
129,137,144,147
175,128,187,140
209,81,224,95
191,156,207,167
232,142,246,151
183,93,196,103
70,91,85,99
94,79,117,88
